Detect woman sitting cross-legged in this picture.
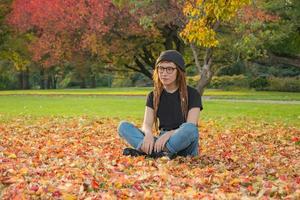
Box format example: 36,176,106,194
118,50,203,159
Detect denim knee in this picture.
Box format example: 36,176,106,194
179,122,199,140
118,120,133,137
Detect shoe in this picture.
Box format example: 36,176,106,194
123,148,147,157
147,151,166,159
147,151,177,159
167,152,177,160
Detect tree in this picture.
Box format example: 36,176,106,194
8,0,112,88
180,0,251,95
106,0,187,80
0,0,32,89
220,0,300,79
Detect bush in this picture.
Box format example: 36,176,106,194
0,61,18,90
187,75,300,92
186,75,200,88
209,75,250,89
250,76,269,90
216,61,246,76
266,76,300,92
111,77,133,87
187,75,250,89
58,72,73,88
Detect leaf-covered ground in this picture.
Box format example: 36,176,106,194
0,117,299,199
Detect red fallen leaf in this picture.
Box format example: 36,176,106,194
30,185,39,192
133,183,143,191
52,190,62,197
0,158,10,162
1,176,22,184
279,175,287,181
206,168,215,174
295,176,300,184
242,177,250,182
292,137,299,142
12,193,26,200
91,180,99,189
264,181,274,188
241,178,251,187
247,185,254,192
284,185,291,193
222,151,232,158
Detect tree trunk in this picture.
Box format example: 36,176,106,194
18,71,23,89
191,44,214,96
80,77,86,88
91,75,96,88
40,68,45,89
53,74,57,89
23,69,30,89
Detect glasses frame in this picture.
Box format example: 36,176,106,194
157,65,177,74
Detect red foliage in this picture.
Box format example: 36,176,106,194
7,0,112,66
239,5,280,24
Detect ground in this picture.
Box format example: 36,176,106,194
1,117,299,199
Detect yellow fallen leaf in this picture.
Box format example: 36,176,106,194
8,153,17,159
230,178,241,186
19,167,29,175
62,193,77,200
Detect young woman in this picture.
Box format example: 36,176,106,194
118,50,203,159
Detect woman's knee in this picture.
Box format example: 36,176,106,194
117,121,134,137
179,122,199,140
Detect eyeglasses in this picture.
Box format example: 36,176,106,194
157,66,177,74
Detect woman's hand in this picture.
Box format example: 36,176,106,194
154,131,173,153
141,134,155,154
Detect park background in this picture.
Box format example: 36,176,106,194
0,0,300,199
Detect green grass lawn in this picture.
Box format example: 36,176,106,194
1,87,300,100
0,95,299,128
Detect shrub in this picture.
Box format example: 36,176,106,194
186,75,200,88
187,75,250,89
266,76,300,92
250,76,269,90
209,75,250,89
111,77,133,87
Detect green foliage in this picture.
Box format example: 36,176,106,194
188,74,251,90
250,76,269,90
233,0,300,60
216,61,246,76
95,74,113,87
186,75,200,88
266,76,300,92
233,32,268,60
270,32,300,56
111,77,133,87
139,16,154,29
267,65,300,77
187,74,300,92
0,60,18,90
58,72,73,89
209,75,250,89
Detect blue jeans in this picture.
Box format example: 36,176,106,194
118,121,199,157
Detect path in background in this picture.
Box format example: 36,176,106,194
204,97,300,104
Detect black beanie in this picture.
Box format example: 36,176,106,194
155,50,185,72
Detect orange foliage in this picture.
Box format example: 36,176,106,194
0,117,299,199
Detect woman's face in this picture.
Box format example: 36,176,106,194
157,61,178,87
